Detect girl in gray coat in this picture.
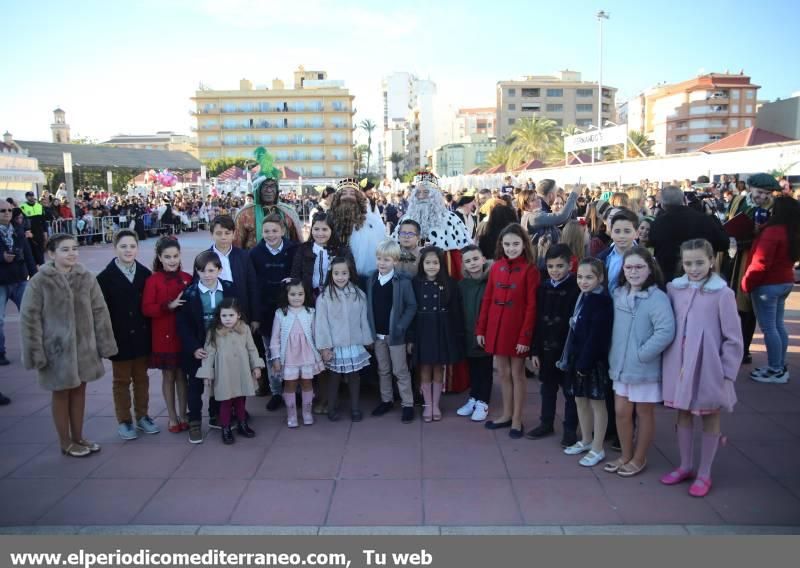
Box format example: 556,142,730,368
605,246,675,478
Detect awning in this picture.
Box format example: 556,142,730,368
0,169,46,184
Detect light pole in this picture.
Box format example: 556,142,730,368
597,10,610,162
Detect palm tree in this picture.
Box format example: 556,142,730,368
604,130,654,161
507,117,561,167
353,144,369,175
544,124,591,165
359,119,376,175
483,144,514,169
389,152,404,179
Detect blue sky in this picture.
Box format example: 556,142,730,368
3,0,799,145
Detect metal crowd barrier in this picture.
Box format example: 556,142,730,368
45,207,242,245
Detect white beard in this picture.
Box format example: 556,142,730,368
403,187,449,241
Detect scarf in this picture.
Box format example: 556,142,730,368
0,224,14,251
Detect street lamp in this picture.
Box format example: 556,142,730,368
597,10,610,161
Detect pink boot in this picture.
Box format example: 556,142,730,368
285,392,298,428
421,383,433,423
432,382,443,421
301,390,314,426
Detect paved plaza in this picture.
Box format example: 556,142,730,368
0,232,798,534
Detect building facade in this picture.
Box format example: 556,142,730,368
757,95,800,140
381,72,437,174
452,107,496,142
496,70,617,140
102,132,197,157
192,67,355,179
433,135,497,177
626,73,761,155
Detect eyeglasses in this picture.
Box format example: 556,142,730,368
623,264,648,272
398,232,418,238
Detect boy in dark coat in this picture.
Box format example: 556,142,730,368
527,244,580,446
249,214,298,410
177,251,237,443
96,230,155,440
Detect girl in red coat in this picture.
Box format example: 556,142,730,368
476,223,540,438
142,237,193,433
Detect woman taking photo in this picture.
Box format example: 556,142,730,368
742,196,800,384
20,233,118,457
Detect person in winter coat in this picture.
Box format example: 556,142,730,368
741,196,800,384
660,239,743,498
291,212,354,301
20,234,118,457
249,214,298,409
0,202,37,373
561,258,614,468
605,246,675,478
455,245,493,422
141,236,193,433
476,223,540,439
196,298,264,444
97,230,157,440
528,244,580,446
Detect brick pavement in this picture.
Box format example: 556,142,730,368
0,232,798,533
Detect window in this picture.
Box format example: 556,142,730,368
317,73,324,80
602,103,610,112
311,166,324,176
546,103,563,112
222,103,236,113
576,118,593,127
507,88,516,97
576,104,593,113
521,104,541,112
730,118,738,128
746,90,755,99
295,118,306,128
508,103,516,111
546,88,563,97
731,104,739,113
577,88,593,97
259,102,270,112
260,135,271,144
745,119,752,127
731,90,740,100
204,135,219,145
276,134,289,144
745,104,753,113
508,118,516,125
708,133,725,141
602,88,611,98
240,103,253,112
675,135,688,142
521,88,540,97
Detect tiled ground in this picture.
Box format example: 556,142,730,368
1,232,799,530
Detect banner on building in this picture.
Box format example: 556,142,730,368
564,124,628,153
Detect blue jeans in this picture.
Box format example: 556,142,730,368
0,281,27,356
751,283,793,370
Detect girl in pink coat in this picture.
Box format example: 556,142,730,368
660,239,743,498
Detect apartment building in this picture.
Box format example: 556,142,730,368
451,107,496,141
757,95,800,140
381,72,437,174
433,135,497,177
496,70,617,140
192,66,355,179
626,72,761,155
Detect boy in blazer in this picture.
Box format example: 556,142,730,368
367,240,417,423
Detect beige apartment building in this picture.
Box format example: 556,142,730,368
626,73,761,155
496,70,617,140
192,66,355,179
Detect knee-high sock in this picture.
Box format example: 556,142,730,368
285,391,297,424
697,432,720,479
677,425,694,473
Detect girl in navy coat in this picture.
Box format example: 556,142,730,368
561,257,614,467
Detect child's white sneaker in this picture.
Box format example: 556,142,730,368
457,397,477,416
471,401,489,422
579,450,605,467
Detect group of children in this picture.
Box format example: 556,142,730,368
20,206,743,498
